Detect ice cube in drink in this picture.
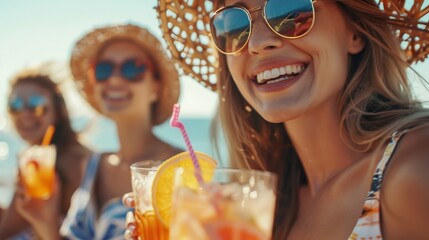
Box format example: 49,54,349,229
170,168,277,240
131,161,169,239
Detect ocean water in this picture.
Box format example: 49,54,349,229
0,116,228,208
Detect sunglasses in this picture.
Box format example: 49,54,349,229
8,94,48,117
210,0,316,54
93,59,149,82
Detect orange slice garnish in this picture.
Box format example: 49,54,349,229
151,151,217,227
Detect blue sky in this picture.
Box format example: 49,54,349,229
0,0,218,118
0,1,222,206
0,0,428,118
0,0,428,206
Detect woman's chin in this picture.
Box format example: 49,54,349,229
20,133,42,145
254,107,298,124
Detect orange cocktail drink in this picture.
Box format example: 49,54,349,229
131,161,168,239
19,145,56,199
134,211,168,240
134,151,218,239
170,168,278,240
153,104,277,239
147,149,275,239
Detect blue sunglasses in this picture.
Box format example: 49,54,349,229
94,58,149,82
8,94,48,117
210,0,316,54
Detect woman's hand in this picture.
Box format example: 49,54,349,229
15,173,61,240
122,192,139,239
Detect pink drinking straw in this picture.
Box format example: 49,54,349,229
170,104,204,185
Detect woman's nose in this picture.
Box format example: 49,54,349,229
15,108,37,118
247,15,283,55
108,69,125,84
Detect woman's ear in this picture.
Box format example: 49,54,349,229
348,32,365,54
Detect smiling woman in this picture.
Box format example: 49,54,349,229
0,68,93,239
157,0,429,239
58,23,183,239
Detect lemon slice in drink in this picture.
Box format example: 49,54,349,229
152,151,217,227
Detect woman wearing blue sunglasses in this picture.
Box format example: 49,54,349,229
58,24,182,239
135,0,429,239
0,68,94,239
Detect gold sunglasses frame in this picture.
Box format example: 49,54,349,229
210,0,317,55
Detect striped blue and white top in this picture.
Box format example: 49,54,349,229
60,153,130,239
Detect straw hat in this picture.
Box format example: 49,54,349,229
156,0,429,92
70,24,180,125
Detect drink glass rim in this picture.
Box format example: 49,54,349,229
175,167,278,185
177,167,276,177
209,167,275,176
130,160,163,171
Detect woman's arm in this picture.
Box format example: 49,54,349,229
0,194,31,238
0,174,62,240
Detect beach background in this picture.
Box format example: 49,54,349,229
0,0,428,208
0,116,224,208
0,0,226,208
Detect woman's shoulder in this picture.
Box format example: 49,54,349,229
57,144,93,174
384,125,429,190
95,153,118,171
99,152,116,161
381,126,429,238
390,126,429,171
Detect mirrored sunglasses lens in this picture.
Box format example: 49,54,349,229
265,0,314,38
8,98,24,112
211,7,251,53
95,62,113,81
122,60,146,81
28,95,47,116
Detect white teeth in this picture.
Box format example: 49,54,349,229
267,77,290,85
263,71,271,80
106,91,128,99
256,64,305,84
271,68,280,79
292,65,299,73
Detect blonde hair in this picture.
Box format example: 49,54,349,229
214,0,429,237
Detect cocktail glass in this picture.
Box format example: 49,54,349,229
170,168,277,240
19,145,56,199
131,160,169,239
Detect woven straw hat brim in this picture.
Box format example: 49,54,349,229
157,0,429,92
70,24,180,125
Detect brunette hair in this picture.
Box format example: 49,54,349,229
9,71,78,155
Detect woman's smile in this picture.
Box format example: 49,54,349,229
252,63,308,92
102,88,132,110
